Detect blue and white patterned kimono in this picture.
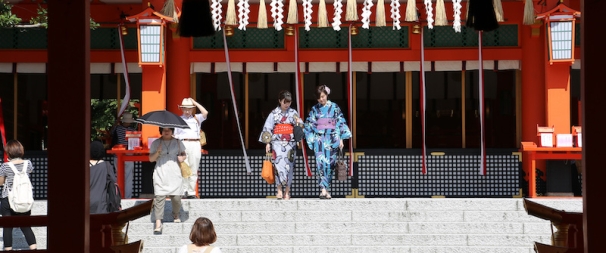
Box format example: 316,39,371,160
304,100,351,190
259,107,302,187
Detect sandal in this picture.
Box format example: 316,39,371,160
284,193,291,200
154,224,162,233
276,191,283,200
325,192,332,199
319,193,327,199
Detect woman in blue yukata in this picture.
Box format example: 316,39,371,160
259,90,303,200
304,85,351,199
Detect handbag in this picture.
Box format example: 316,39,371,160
335,148,348,181
178,145,192,178
194,116,207,147
261,153,275,184
180,162,192,178
293,115,304,142
200,130,207,147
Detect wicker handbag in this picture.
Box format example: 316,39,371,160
178,146,192,178
180,161,192,178
261,153,275,184
335,149,347,181
199,130,207,147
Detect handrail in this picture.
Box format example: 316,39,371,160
0,200,152,227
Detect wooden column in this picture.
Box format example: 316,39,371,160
47,0,90,252
141,0,169,146
582,0,606,252
520,20,546,182
544,63,571,135
141,66,167,146
166,19,191,116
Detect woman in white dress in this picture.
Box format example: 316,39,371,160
149,127,187,233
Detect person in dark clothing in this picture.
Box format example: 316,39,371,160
89,140,118,214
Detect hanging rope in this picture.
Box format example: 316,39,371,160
117,24,131,118
478,31,487,175
347,23,354,176
293,27,313,177
222,29,252,174
420,27,428,174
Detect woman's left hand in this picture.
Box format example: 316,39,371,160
339,140,344,149
177,154,186,163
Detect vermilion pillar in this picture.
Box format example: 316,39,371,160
166,25,191,115
141,66,167,147
521,20,546,182
141,0,170,146
544,63,571,135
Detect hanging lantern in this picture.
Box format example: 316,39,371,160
536,2,580,64
126,5,174,67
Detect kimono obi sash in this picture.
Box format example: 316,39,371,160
274,124,294,134
317,118,336,130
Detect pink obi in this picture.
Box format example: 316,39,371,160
317,118,336,130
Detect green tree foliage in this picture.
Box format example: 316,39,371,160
0,1,22,27
90,99,139,142
30,4,100,29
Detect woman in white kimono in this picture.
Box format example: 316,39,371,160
149,127,187,233
259,91,303,200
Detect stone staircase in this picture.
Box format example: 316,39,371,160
2,198,582,252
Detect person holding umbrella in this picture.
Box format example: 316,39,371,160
174,98,208,199
149,127,187,234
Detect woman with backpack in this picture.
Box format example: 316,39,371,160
0,140,37,250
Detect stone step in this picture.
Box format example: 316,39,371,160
1,198,582,252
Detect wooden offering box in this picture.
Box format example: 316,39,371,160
537,125,555,147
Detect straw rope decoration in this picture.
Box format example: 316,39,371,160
453,0,462,32
361,0,374,29
493,0,504,22
332,0,343,30
258,0,268,28
237,0,250,30
434,0,447,26
345,0,358,21
424,0,434,29
404,0,417,22
390,0,401,30
211,0,223,30
287,0,298,24
375,0,386,27
523,0,535,25
303,0,313,31
318,0,329,27
270,0,284,30
225,0,238,26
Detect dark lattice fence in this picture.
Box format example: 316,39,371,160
9,149,527,199
357,149,521,197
